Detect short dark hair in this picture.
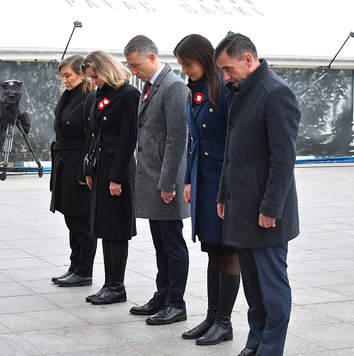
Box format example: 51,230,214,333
124,35,159,57
215,32,258,61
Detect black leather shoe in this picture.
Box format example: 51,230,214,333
56,273,92,287
196,321,233,345
130,298,164,315
91,284,127,305
237,348,257,356
86,283,110,303
146,306,187,325
51,270,72,284
182,318,214,339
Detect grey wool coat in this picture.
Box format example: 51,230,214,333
218,59,301,248
135,64,191,220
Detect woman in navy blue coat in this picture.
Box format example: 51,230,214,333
174,34,240,346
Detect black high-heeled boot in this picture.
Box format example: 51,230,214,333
182,267,219,339
91,240,128,305
196,272,240,346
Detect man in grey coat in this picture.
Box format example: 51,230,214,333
215,33,301,356
124,35,190,325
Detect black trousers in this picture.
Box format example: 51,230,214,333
64,214,97,277
149,219,189,309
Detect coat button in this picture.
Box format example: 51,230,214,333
138,147,142,152
139,123,143,128
103,116,107,121
92,133,95,137
226,159,230,165
226,193,231,199
209,108,214,113
204,152,209,156
202,123,207,128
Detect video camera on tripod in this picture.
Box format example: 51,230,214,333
0,80,42,180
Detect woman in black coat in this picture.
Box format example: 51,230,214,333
81,51,139,305
50,55,97,287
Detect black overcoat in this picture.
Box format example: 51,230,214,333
218,60,301,248
50,83,92,215
84,83,139,240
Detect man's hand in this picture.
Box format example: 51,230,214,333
161,190,176,204
258,213,276,228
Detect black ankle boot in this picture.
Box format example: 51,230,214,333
91,283,127,305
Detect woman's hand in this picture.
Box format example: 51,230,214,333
217,202,225,220
110,181,122,196
86,176,93,190
183,184,191,203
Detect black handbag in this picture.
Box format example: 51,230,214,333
83,148,97,176
83,123,103,176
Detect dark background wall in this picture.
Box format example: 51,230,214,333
0,61,353,162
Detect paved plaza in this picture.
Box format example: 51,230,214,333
0,163,354,355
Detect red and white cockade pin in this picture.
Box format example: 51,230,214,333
97,98,111,110
194,92,204,105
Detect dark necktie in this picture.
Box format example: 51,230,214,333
142,81,151,102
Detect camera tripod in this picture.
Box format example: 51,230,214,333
0,117,43,181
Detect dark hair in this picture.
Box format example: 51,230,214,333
174,34,222,106
215,32,258,62
124,35,159,57
58,55,92,93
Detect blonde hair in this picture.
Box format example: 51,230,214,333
81,51,131,89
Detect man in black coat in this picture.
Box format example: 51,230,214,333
215,33,301,356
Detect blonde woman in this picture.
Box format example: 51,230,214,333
81,51,140,304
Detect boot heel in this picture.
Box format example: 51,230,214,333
225,333,233,341
177,315,187,322
117,295,127,303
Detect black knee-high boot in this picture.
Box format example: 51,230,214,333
86,239,112,302
196,271,240,345
91,240,128,305
182,267,219,339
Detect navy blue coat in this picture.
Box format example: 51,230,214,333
185,83,229,243
217,60,301,248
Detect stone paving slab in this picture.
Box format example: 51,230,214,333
0,165,354,355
